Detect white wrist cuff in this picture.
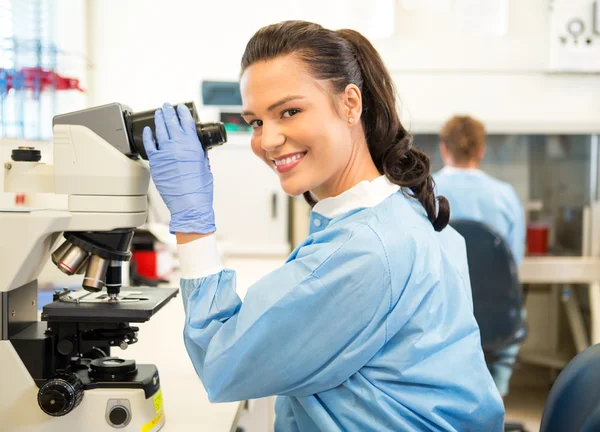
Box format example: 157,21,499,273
177,234,224,279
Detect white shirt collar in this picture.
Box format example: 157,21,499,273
312,175,400,219
440,166,485,176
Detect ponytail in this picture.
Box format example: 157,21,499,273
336,29,449,231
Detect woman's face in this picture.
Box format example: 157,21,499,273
240,55,357,198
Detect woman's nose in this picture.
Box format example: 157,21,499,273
261,124,286,151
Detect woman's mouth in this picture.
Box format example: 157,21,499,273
272,152,307,173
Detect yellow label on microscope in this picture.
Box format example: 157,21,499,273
153,388,164,413
141,410,165,432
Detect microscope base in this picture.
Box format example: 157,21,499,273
0,341,165,432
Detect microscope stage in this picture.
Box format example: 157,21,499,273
41,286,179,323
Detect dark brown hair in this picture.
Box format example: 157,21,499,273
241,21,449,231
440,115,486,164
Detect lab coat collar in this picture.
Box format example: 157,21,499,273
439,166,485,176
312,175,400,219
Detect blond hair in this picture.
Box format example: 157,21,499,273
440,115,486,163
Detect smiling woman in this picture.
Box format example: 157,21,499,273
240,21,449,230
142,20,505,432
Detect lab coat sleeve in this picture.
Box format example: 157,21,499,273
180,223,391,402
507,189,526,267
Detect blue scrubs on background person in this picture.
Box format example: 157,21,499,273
143,21,505,431
179,176,504,431
434,167,525,267
433,115,526,398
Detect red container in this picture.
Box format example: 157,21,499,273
527,223,549,255
131,250,158,279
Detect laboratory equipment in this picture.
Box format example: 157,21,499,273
0,101,226,431
526,223,550,255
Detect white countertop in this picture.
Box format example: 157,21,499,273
122,295,241,432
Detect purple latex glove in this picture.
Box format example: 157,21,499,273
142,103,215,234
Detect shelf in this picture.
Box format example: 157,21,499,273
519,257,600,284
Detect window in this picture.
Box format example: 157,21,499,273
1,0,59,139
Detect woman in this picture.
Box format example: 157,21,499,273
143,21,504,431
433,115,526,400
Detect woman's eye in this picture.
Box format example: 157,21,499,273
250,119,263,128
282,109,300,118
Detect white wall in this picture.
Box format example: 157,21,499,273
86,0,600,133
378,1,600,133
54,0,89,115
85,0,390,110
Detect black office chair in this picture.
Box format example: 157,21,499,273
540,343,600,432
451,220,528,432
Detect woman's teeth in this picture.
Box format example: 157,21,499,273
274,153,305,166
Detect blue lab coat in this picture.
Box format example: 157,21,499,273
178,176,505,431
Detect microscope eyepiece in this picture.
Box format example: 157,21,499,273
197,121,227,150
125,101,227,160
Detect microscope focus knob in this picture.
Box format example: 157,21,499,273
37,373,84,417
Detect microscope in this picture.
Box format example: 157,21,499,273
0,102,226,431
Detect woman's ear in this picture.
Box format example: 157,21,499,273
342,84,362,125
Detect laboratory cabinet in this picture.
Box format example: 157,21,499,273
209,132,290,257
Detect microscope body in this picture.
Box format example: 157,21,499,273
0,103,184,432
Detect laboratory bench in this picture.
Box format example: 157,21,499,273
518,256,600,370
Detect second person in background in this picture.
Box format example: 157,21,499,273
434,114,526,398
144,21,505,431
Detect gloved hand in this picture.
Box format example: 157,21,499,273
142,103,215,234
